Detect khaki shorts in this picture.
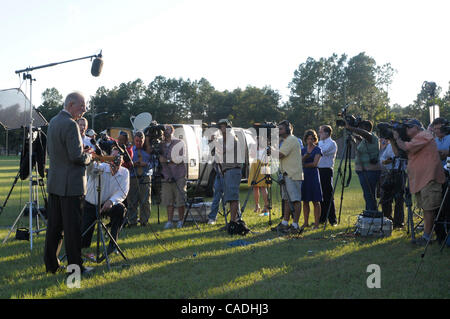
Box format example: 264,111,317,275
415,180,443,211
161,178,186,208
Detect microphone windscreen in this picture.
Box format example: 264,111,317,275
91,57,103,77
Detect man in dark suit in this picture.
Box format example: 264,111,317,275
44,92,94,275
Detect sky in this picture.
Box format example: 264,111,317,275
1,0,449,113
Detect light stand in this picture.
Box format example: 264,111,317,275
12,51,103,252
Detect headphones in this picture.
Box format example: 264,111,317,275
278,120,292,135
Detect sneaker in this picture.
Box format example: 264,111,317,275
207,219,216,225
272,222,290,234
177,221,183,229
164,221,174,229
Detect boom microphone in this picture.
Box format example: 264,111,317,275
91,54,103,77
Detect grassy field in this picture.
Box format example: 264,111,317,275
0,156,448,299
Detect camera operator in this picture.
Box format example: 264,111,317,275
81,148,129,256
273,120,304,235
345,120,381,211
160,124,187,230
127,131,154,227
379,138,405,228
392,119,446,245
206,130,225,225
214,119,243,228
430,117,450,168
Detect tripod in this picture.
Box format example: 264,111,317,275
414,177,450,278
323,129,354,230
2,167,47,245
13,51,102,251
241,147,273,226
78,166,128,270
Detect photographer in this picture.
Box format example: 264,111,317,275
393,119,446,245
81,148,129,255
379,138,405,228
214,119,243,229
430,117,450,168
345,120,381,211
160,125,187,230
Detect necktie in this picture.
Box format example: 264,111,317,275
137,149,144,176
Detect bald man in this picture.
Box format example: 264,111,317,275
44,92,94,275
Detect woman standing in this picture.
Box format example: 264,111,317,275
248,136,269,214
301,129,323,229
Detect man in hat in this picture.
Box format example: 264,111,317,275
214,119,243,227
393,119,446,245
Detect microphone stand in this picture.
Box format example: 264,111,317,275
13,50,103,252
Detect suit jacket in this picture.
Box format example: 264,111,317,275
47,110,91,196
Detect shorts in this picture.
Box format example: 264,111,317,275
161,178,186,207
223,168,242,202
415,180,443,211
281,175,302,202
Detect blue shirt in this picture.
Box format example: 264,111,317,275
129,146,157,177
435,135,450,167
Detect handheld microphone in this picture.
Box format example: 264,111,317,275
91,54,103,77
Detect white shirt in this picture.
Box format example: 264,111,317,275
379,143,395,170
83,136,96,150
318,137,337,168
85,162,129,206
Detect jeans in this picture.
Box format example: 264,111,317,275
356,170,380,211
208,173,224,221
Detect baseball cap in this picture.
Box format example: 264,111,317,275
404,119,423,128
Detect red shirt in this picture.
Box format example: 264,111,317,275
404,130,445,194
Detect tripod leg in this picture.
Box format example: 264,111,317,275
0,172,21,216
2,205,27,244
101,222,128,261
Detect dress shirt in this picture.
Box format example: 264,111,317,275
318,137,337,169
85,162,129,206
130,146,154,177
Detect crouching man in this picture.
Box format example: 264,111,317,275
81,148,130,255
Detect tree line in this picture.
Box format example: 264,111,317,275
2,51,450,154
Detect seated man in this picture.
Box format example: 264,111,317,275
81,148,130,256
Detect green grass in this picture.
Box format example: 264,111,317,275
0,155,448,299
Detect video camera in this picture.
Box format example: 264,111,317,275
377,120,411,142
144,121,165,156
253,121,277,130
336,106,362,128
93,132,116,155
